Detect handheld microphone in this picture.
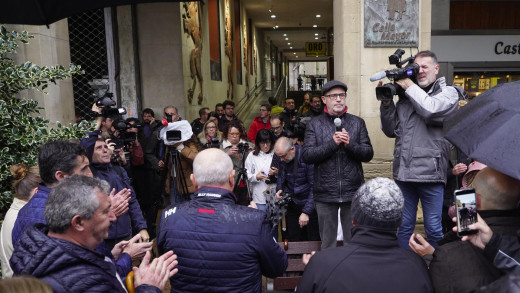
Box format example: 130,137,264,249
161,119,168,126
334,118,344,151
334,118,342,132
369,71,387,82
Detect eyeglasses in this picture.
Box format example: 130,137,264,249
271,126,283,131
206,126,216,129
229,132,241,137
324,92,347,99
260,142,271,146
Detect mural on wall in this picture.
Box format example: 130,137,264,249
182,2,204,105
224,0,233,99
242,18,249,97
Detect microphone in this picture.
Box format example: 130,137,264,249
334,118,344,151
161,119,168,126
369,71,387,82
334,118,342,132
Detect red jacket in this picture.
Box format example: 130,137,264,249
247,116,271,142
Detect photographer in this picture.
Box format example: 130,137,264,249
197,119,222,149
379,50,459,250
274,137,319,242
221,120,254,206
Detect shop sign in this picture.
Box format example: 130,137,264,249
432,35,520,62
364,0,418,48
305,42,326,57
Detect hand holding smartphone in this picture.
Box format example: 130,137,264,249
455,188,478,237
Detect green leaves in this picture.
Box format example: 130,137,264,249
0,25,88,224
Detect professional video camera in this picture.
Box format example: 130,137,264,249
276,192,293,208
94,92,127,117
370,49,420,101
111,118,143,147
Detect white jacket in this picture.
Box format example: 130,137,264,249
244,150,274,204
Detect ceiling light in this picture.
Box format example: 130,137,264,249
296,56,299,58
293,52,296,54
271,14,276,18
315,33,318,36
283,34,287,36
315,37,318,40
313,25,317,28
269,9,272,13
287,42,291,45
275,25,279,28
290,47,293,49
316,14,321,18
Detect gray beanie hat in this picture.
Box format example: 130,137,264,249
351,177,404,229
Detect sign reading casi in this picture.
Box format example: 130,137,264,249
306,42,326,57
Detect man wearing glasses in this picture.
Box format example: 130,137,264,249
302,80,374,249
247,104,272,143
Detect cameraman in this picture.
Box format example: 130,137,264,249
274,137,319,242
380,50,459,250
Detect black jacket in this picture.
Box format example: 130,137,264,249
302,110,373,203
429,209,520,293
10,225,159,293
296,225,432,293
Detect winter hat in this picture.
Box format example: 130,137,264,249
351,177,404,229
321,80,348,96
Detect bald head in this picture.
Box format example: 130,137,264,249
192,148,234,189
473,167,520,210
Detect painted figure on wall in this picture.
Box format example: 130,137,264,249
253,35,257,86
387,0,406,20
243,19,249,97
183,2,203,105
225,0,233,100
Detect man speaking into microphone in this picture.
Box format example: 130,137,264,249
302,80,374,249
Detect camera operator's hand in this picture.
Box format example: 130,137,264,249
226,146,239,156
299,213,309,228
452,163,468,176
454,214,493,250
395,78,415,90
115,148,127,165
275,190,283,201
91,102,103,114
256,171,268,181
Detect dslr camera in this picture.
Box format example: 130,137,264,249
236,142,249,153
371,49,420,101
276,192,293,208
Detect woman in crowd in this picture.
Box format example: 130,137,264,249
221,120,253,206
1,164,40,279
245,129,276,212
197,119,222,149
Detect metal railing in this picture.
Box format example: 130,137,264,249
235,79,266,116
274,75,287,106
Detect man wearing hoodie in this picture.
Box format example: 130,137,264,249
302,80,374,249
247,104,271,143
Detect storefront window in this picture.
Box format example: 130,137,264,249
453,72,520,99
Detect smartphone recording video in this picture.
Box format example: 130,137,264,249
455,188,478,237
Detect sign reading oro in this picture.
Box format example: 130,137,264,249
364,0,418,48
306,42,326,57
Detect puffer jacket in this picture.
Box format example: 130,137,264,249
11,184,51,246
91,162,147,239
10,224,159,293
302,109,373,203
245,150,274,204
380,77,458,183
157,186,288,293
276,145,315,215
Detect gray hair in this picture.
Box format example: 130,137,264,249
45,175,110,234
164,105,178,114
193,149,233,187
275,136,293,152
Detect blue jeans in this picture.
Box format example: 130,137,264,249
256,203,266,212
395,180,444,250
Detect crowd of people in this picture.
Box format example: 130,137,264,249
1,50,520,293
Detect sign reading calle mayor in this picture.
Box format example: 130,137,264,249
305,42,326,57
364,0,418,48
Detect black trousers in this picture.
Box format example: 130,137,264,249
285,202,320,242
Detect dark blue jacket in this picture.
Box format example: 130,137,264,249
276,145,315,215
157,186,287,293
91,162,147,239
10,225,159,293
12,184,51,246
10,183,132,278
